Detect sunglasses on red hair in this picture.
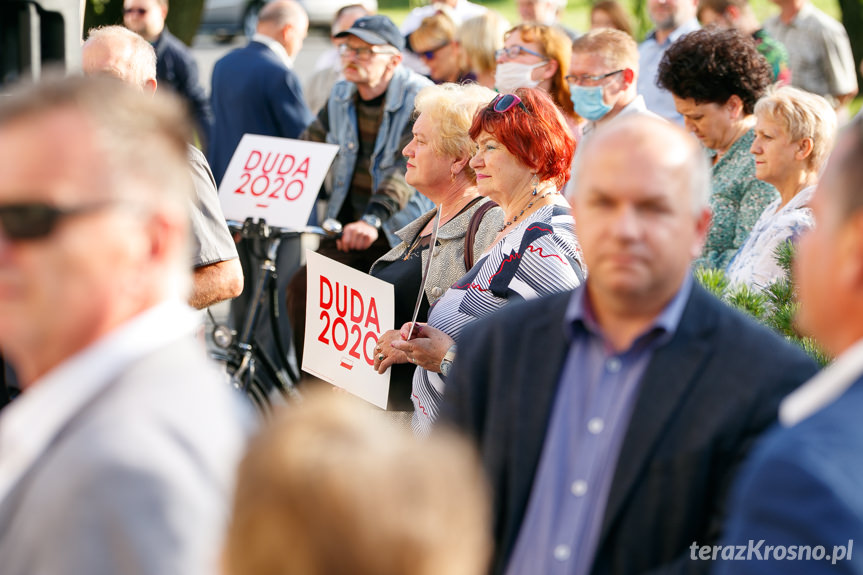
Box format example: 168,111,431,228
489,93,530,114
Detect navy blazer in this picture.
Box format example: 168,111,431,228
442,283,818,575
714,376,863,574
208,40,313,185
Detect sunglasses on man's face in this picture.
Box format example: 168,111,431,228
489,93,530,114
123,7,148,16
0,202,117,241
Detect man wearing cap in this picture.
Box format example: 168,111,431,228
287,14,432,362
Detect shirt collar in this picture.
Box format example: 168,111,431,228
252,33,293,68
0,301,199,502
566,273,693,348
779,338,863,426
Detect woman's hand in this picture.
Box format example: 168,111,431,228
373,330,410,374
390,322,455,373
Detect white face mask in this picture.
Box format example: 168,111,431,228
494,61,547,93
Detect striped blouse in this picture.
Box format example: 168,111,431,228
411,203,586,436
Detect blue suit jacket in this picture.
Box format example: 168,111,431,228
714,377,863,574
208,40,313,185
441,283,818,575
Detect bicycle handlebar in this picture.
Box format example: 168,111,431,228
227,218,343,240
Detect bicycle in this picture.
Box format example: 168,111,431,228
208,217,341,414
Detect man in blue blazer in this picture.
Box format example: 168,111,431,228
209,0,314,380
441,116,818,575
208,0,313,185
713,118,863,574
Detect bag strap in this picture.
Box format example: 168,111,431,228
464,200,499,271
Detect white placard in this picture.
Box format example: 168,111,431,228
218,134,339,229
302,250,394,409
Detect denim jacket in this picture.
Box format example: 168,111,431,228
324,65,434,246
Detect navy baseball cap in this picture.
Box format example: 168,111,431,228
335,15,405,52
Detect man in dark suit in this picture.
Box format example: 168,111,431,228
441,115,818,575
209,0,314,379
712,118,863,574
123,0,213,147
208,0,313,185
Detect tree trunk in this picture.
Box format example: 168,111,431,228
837,0,863,89
83,0,204,45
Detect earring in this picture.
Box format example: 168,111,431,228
531,173,538,196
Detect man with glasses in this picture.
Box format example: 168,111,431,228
287,14,432,364
565,28,662,191
0,76,248,575
637,0,700,124
123,0,212,148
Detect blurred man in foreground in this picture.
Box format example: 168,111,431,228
0,76,248,575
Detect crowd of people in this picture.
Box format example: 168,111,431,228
2,0,863,573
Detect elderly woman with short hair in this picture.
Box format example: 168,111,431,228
378,88,586,436
370,82,504,412
658,27,779,270
726,86,837,288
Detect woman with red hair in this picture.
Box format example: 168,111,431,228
379,88,586,436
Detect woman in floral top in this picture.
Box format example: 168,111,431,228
657,27,779,269
726,87,837,289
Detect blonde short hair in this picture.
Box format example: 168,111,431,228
413,82,498,182
456,11,510,76
755,86,838,171
223,391,492,575
572,28,638,73
411,9,458,49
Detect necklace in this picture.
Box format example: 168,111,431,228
402,233,429,261
501,189,559,231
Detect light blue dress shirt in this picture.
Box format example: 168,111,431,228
504,275,693,575
637,19,701,125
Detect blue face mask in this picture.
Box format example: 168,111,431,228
570,84,612,122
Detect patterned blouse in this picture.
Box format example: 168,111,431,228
695,128,779,270
410,204,585,436
726,185,815,290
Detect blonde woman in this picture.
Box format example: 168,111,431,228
456,10,511,88
726,86,837,288
370,82,504,412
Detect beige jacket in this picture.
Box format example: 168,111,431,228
370,197,504,306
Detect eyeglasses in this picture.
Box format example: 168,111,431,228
338,43,397,61
0,201,117,241
489,93,530,114
417,42,450,61
123,7,148,15
495,45,548,61
565,69,624,86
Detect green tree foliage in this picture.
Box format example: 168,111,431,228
695,240,831,366
84,0,203,45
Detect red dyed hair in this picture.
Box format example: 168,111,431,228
469,87,575,189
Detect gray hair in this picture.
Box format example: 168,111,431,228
83,25,157,89
258,0,308,29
